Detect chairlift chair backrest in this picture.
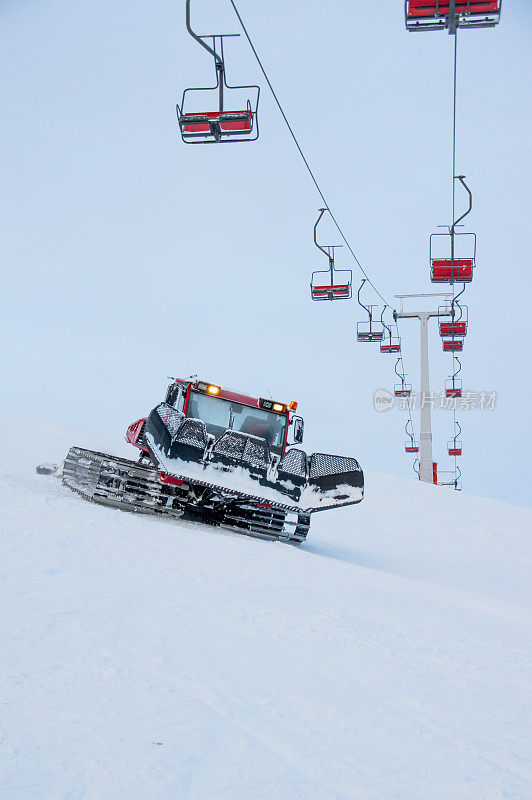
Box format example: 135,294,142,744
431,258,474,283
440,321,467,337
443,339,464,352
405,0,502,31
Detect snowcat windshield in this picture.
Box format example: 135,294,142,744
186,391,287,454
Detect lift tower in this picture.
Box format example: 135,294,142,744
394,293,453,483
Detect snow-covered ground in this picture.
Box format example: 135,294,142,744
1,412,530,800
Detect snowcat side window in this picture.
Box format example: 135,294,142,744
165,383,179,407
165,382,186,412
176,386,186,412
291,416,304,445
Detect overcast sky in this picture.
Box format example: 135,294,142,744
1,0,530,507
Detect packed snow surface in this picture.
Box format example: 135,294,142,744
1,412,531,800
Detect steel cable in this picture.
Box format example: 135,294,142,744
228,0,418,461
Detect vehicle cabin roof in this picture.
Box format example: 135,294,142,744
174,378,282,412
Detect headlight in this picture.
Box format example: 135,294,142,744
260,398,286,413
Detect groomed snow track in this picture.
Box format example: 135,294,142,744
62,446,310,544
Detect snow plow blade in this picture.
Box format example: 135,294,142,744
144,404,364,514
306,453,365,512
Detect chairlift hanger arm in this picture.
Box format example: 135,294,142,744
380,305,392,338
395,358,409,387
314,208,333,263
357,279,372,318
185,0,228,113
452,282,466,309
395,358,403,381
451,175,473,234
186,0,223,66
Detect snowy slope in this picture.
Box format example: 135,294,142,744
1,412,530,800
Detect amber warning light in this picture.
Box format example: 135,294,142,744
196,381,221,396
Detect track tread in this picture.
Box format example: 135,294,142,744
62,447,309,544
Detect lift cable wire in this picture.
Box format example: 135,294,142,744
228,0,418,453
452,31,458,233
228,0,390,308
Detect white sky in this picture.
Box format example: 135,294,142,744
1,0,530,506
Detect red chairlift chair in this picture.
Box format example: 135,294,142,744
357,326,384,342
443,339,463,352
438,291,468,337
448,422,462,456
431,258,474,283
380,308,401,354
395,386,412,397
312,282,351,301
437,469,462,488
356,280,384,341
381,341,401,354
430,176,476,284
405,421,419,453
405,0,501,32
445,358,463,397
176,1,260,144
445,381,462,398
440,320,467,337
394,358,412,397
310,209,352,301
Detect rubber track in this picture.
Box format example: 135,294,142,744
62,447,309,544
